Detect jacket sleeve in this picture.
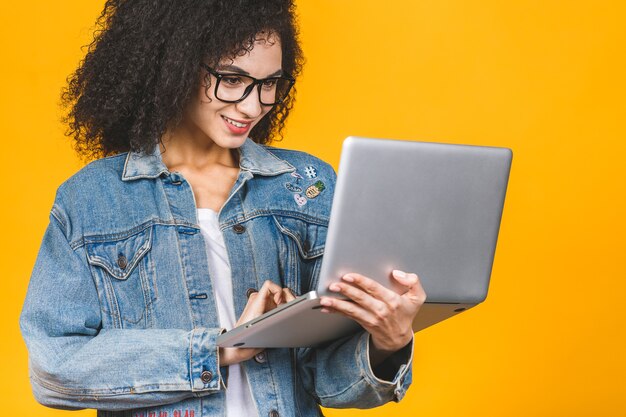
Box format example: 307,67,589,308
296,330,413,409
19,205,226,411
295,259,414,409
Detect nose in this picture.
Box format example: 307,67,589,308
235,86,264,119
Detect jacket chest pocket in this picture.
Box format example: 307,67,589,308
272,215,327,295
85,227,157,328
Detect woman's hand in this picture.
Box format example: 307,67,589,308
319,270,426,363
219,280,295,366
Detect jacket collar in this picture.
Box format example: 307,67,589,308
122,137,295,181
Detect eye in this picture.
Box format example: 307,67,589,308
261,79,278,90
222,75,244,87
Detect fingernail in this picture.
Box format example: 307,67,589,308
342,274,354,282
329,283,341,292
393,270,406,278
320,298,332,306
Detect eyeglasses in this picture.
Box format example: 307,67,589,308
200,63,295,106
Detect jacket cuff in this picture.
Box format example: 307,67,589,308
189,328,226,392
360,332,414,402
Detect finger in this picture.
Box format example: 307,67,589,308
261,279,283,296
220,346,263,366
246,281,281,315
274,291,283,305
392,270,427,302
318,305,334,313
261,280,283,305
328,281,389,316
260,281,294,305
282,288,296,303
340,273,399,305
257,280,283,307
319,297,379,329
391,270,418,286
243,291,270,316
317,304,345,314
236,295,268,326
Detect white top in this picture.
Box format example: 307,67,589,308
197,208,258,417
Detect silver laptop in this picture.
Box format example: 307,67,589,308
217,136,513,348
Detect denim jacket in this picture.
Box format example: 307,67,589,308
20,138,413,417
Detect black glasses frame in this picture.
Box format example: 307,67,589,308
200,63,295,106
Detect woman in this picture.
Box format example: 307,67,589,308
20,1,426,416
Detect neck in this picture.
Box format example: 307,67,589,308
159,123,239,171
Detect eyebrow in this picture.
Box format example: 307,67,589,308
216,64,283,78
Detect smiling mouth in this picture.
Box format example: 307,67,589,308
222,115,250,128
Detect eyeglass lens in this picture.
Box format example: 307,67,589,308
216,74,292,105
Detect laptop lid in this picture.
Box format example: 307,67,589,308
316,136,512,304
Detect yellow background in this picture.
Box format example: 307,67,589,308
1,1,625,415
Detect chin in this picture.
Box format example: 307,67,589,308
210,132,249,149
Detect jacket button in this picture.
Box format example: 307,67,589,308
233,224,246,234
254,351,267,364
117,254,128,269
269,410,279,417
200,370,213,384
246,288,258,298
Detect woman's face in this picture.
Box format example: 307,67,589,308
182,33,283,150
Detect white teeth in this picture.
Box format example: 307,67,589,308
223,116,247,128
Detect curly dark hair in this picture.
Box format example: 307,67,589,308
60,0,304,161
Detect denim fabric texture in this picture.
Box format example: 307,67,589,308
20,138,413,416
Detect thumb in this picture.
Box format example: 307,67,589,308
392,270,424,297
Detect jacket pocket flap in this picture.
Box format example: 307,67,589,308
85,227,153,280
272,215,327,259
